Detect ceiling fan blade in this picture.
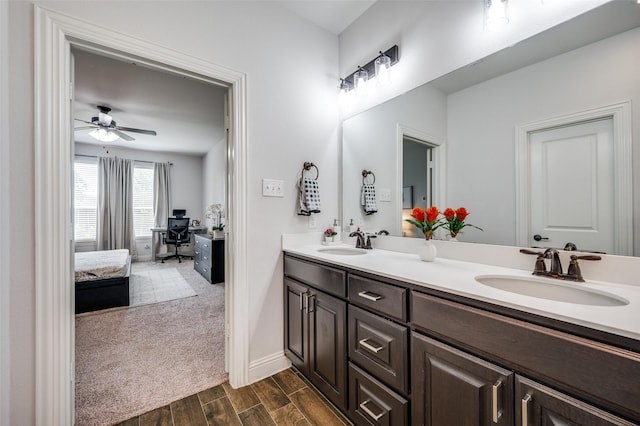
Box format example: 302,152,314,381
74,126,97,131
117,126,157,136
110,129,135,142
74,118,96,125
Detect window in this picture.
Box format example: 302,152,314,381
74,158,98,241
133,163,154,238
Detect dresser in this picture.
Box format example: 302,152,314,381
194,235,224,284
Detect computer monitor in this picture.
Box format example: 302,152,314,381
172,209,186,218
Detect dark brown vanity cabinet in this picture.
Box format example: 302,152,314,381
411,332,514,426
347,275,410,426
515,376,636,426
411,291,640,425
284,253,640,426
284,257,348,412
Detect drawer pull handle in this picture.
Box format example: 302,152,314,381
521,394,532,426
360,399,384,421
492,380,502,423
299,291,307,311
203,256,209,260
359,338,384,353
358,291,383,302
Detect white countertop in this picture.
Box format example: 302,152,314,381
283,242,640,342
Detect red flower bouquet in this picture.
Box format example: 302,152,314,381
443,207,483,239
405,206,445,240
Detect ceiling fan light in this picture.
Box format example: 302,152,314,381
89,128,119,142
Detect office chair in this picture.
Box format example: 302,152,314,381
161,217,190,263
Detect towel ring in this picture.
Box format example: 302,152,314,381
362,170,376,185
303,162,319,180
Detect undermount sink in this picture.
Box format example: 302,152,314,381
475,275,629,307
317,247,368,256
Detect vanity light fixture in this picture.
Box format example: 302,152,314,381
89,128,120,142
339,45,399,94
484,0,509,31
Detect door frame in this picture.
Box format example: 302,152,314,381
34,6,249,425
515,101,632,255
396,124,446,236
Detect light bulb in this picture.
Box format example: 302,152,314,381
354,67,368,97
485,0,509,31
375,53,392,86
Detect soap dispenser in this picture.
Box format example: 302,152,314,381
332,219,341,242
349,218,357,233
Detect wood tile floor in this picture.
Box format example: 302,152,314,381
115,368,351,426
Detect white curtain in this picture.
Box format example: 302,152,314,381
97,157,136,256
153,162,171,228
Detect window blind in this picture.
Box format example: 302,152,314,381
133,164,154,238
74,159,98,241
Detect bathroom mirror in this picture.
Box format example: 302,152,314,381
342,2,640,256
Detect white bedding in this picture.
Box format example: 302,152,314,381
75,249,130,282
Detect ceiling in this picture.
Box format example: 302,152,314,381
73,49,227,155
72,2,373,155
277,0,375,35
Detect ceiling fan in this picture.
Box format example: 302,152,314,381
74,105,157,142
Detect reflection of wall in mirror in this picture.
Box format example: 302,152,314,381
446,27,640,254
342,83,447,236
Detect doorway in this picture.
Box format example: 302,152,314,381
71,47,229,424
396,124,446,238
34,7,249,424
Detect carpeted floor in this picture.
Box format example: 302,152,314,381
75,259,227,426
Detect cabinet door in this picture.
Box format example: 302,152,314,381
411,332,514,426
516,375,637,426
309,289,348,412
284,278,309,375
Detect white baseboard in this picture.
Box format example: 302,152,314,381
248,351,291,384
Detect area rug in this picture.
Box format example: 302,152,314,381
129,267,196,307
75,260,227,426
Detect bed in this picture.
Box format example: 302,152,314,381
75,249,131,314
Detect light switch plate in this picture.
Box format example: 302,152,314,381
308,215,317,229
262,178,284,197
379,188,392,202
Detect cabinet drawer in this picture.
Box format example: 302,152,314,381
194,260,212,282
349,305,408,394
411,291,640,422
349,275,407,322
348,363,408,426
284,256,346,298
195,235,212,255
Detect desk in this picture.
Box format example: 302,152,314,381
150,225,208,262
